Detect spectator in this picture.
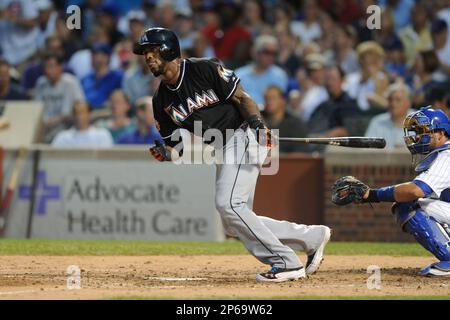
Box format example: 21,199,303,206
318,12,336,62
117,10,147,40
242,0,267,38
35,0,58,49
201,1,251,69
186,32,215,59
122,55,156,106
373,8,397,49
96,90,135,143
344,41,389,111
0,59,27,100
308,66,361,140
382,34,407,80
399,3,433,68
81,44,123,110
260,86,309,153
34,53,85,143
275,24,301,78
431,18,450,78
365,82,415,149
293,53,329,122
318,0,362,25
411,50,442,108
425,85,450,117
0,0,39,67
235,35,288,108
96,2,124,46
290,0,322,44
116,96,161,145
331,24,359,75
175,7,196,52
154,0,177,30
52,101,113,148
379,0,415,31
21,35,72,97
68,24,121,80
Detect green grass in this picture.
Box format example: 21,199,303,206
0,239,429,256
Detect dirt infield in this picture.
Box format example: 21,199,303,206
0,255,449,299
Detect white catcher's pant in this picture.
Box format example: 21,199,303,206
418,199,450,225
215,128,326,269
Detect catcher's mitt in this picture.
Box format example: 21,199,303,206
331,176,369,206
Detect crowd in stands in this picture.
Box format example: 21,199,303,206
0,0,449,152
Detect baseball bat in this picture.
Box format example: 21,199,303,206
279,137,386,149
0,147,26,237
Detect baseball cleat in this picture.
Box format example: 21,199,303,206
419,261,450,276
305,226,331,275
256,266,306,282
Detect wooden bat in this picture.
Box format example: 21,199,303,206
278,137,386,149
0,147,26,237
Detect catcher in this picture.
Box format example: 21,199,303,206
331,107,450,276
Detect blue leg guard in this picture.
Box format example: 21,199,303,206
392,201,450,262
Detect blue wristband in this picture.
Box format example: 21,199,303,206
376,186,396,202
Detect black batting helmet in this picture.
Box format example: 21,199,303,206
133,27,180,61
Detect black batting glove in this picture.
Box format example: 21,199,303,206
149,140,171,162
247,115,277,148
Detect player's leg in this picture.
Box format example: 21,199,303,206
257,216,331,274
245,146,331,274
215,128,304,282
392,201,450,276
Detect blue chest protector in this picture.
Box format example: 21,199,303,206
415,144,450,203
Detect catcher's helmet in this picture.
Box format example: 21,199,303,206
403,106,450,154
133,27,180,61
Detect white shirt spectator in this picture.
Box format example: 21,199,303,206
52,127,114,148
0,0,39,65
365,109,415,149
34,73,85,122
298,86,329,122
290,20,322,44
344,72,385,111
235,64,288,108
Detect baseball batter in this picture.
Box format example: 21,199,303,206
332,107,450,276
133,27,331,282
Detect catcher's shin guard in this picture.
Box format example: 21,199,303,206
392,202,450,261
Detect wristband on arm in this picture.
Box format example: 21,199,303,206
365,186,396,203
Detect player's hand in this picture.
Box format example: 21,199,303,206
149,140,171,162
247,115,277,148
256,126,278,148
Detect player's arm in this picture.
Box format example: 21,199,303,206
229,84,274,146
332,176,429,206
228,83,262,121
362,182,426,203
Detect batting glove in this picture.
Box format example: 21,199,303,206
149,140,171,162
247,115,277,148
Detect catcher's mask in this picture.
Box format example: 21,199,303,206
403,106,450,155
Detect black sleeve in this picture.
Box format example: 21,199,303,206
201,59,240,101
152,96,182,148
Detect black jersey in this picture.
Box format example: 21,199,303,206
152,58,244,147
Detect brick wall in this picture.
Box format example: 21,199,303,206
323,149,417,242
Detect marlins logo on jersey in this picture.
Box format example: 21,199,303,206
164,89,220,125
217,65,235,83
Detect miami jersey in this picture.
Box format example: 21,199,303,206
152,58,243,147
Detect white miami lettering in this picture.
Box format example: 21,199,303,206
164,90,219,125
186,90,219,113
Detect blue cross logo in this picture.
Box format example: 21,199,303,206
19,171,61,215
